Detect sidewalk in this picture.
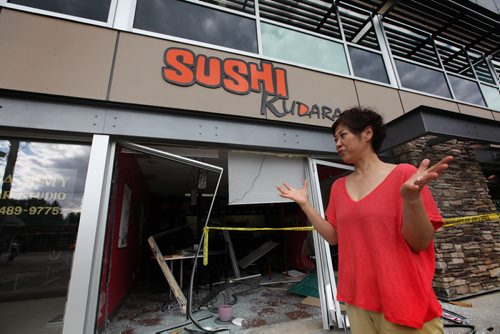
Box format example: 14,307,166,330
440,290,500,334
241,290,500,334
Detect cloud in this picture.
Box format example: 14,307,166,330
1,140,90,217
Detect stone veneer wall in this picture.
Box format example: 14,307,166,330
392,136,500,300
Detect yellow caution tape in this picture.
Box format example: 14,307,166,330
202,226,314,265
443,213,499,227
201,213,499,265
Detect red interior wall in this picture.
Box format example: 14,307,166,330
97,151,150,326
280,207,315,271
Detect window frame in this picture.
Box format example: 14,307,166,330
0,0,119,26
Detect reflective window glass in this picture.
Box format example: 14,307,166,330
348,46,389,83
449,75,486,106
199,0,255,14
480,84,500,111
134,0,258,53
8,0,112,22
473,60,496,85
0,139,90,332
261,23,349,75
395,60,451,98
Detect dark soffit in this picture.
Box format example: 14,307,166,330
381,106,500,152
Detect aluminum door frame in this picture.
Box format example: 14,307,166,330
307,158,353,330
63,137,224,334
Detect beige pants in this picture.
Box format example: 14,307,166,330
346,304,444,334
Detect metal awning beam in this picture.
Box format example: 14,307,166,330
316,0,338,32
381,106,500,152
348,0,399,43
406,12,464,58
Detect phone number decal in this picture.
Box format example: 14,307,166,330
0,206,61,215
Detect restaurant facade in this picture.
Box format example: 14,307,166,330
0,0,499,333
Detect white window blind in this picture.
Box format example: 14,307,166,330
228,151,305,205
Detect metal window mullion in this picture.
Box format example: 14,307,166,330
465,51,480,81
465,51,489,106
112,0,137,31
106,0,121,27
255,0,264,55
374,15,399,88
335,3,353,77
434,38,456,100
335,3,346,43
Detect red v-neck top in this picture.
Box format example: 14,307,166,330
325,164,443,329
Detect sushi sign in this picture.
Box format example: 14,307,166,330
162,47,340,121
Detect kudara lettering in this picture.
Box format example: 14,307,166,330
260,91,339,121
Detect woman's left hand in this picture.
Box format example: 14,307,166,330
400,155,453,200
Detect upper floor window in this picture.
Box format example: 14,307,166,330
395,59,451,98
198,0,255,15
261,22,349,75
348,46,389,84
7,0,112,22
258,0,342,40
448,75,486,106
134,0,258,53
480,84,500,111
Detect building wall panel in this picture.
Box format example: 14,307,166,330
399,91,460,114
457,104,495,120
0,9,116,100
493,111,500,121
354,81,404,123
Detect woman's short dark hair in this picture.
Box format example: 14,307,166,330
331,107,386,153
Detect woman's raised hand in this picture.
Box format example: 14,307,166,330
401,155,453,200
276,180,309,206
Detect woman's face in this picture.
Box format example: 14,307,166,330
334,123,372,164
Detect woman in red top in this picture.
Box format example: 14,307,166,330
277,107,453,333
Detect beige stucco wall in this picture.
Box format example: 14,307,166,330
458,103,495,120
354,81,404,123
0,9,116,100
399,90,460,113
494,111,500,121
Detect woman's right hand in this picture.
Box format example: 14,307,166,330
276,180,309,206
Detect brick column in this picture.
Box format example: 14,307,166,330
392,136,500,300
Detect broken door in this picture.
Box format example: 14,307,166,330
307,158,353,329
